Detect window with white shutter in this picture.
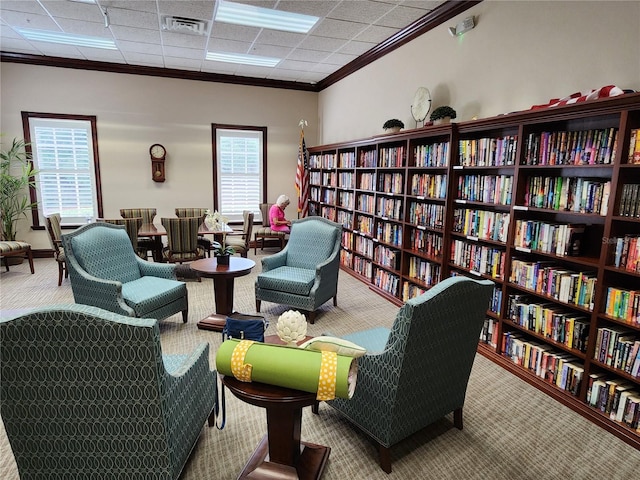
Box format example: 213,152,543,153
25,115,101,225
214,125,265,223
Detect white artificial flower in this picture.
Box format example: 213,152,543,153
276,310,307,345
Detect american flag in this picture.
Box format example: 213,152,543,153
295,127,309,217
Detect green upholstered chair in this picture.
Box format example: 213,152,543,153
161,217,207,264
0,241,34,274
225,210,254,258
253,202,286,254
0,304,217,480
319,276,494,473
175,207,212,257
100,217,145,258
45,213,67,286
62,222,189,323
120,208,157,259
255,216,342,323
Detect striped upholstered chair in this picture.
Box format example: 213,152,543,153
319,276,494,473
255,216,342,323
45,213,67,285
62,222,189,323
100,217,145,258
120,208,157,259
175,208,212,257
161,217,207,264
253,202,286,254
0,304,217,480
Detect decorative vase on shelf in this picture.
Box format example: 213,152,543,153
216,254,230,266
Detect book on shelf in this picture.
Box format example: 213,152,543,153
629,128,640,164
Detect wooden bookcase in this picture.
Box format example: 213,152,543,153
308,93,640,449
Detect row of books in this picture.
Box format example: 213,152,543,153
409,173,447,199
320,206,336,222
358,172,375,191
373,267,400,296
502,331,583,396
309,171,322,184
340,249,353,269
359,149,377,168
456,174,513,205
341,231,353,250
605,286,640,324
376,197,403,221
336,210,352,229
337,172,355,189
513,219,585,257
322,172,337,187
355,214,374,234
413,141,449,168
320,189,335,204
408,228,443,258
507,294,589,352
610,235,640,273
374,245,400,270
628,128,640,164
378,146,405,168
450,240,505,279
356,193,375,213
594,327,640,376
480,317,499,347
337,191,354,210
509,259,597,310
406,256,441,286
449,271,503,314
458,135,518,167
452,208,510,243
407,201,445,229
523,127,618,166
309,153,337,169
523,176,610,215
353,255,372,278
354,235,373,257
339,151,356,168
618,183,640,217
378,172,404,194
402,281,427,302
588,375,640,430
376,222,403,247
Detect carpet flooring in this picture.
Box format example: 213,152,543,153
1,252,640,479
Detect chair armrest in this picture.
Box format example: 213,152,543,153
137,257,177,279
262,250,287,271
69,269,134,316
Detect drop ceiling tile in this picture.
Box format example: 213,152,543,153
322,51,357,65
162,45,204,60
0,1,48,15
376,5,431,28
254,29,305,48
107,8,159,30
312,62,341,74
163,56,202,70
401,1,441,11
298,35,345,53
201,60,238,74
56,18,115,38
338,40,376,56
161,31,207,49
233,64,274,78
207,38,252,54
354,24,399,43
312,18,367,41
121,51,165,67
28,42,84,58
110,24,161,43
106,1,158,14
210,22,260,42
0,10,59,30
277,58,316,71
157,1,215,21
288,69,326,83
250,44,292,58
0,37,40,53
286,48,330,63
76,47,126,62
327,1,396,24
41,1,103,22
0,25,22,39
276,0,339,17
116,39,163,55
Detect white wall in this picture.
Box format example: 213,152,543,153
1,64,318,248
318,1,640,144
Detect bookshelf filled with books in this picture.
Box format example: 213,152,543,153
307,93,640,448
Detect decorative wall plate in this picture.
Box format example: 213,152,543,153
411,87,432,126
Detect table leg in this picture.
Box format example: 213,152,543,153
266,404,302,465
213,276,235,315
152,235,164,262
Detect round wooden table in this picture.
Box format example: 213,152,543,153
222,375,330,479
190,257,255,327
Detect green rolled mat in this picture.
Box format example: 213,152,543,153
216,339,358,399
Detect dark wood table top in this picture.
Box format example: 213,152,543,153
190,257,255,277
138,222,234,237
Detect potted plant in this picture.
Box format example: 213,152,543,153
429,106,457,125
212,239,235,265
0,137,38,242
383,119,404,133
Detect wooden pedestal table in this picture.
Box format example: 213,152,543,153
190,257,255,329
222,375,330,480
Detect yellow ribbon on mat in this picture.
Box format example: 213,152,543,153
316,350,338,401
230,340,255,382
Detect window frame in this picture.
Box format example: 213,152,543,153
212,123,267,223
21,111,103,228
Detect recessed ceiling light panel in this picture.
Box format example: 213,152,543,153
16,28,117,49
206,51,280,67
215,0,319,34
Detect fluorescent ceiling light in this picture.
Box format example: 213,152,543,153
17,28,117,49
215,0,319,34
206,51,280,67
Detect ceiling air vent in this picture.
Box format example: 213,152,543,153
161,16,209,35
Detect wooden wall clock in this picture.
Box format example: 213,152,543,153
149,143,166,182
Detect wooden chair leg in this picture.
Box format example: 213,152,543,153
312,401,319,415
3,257,9,272
26,248,34,274
57,262,63,286
454,407,463,430
377,443,392,474
333,295,337,306
182,309,188,323
308,310,316,324
207,407,216,427
256,299,261,312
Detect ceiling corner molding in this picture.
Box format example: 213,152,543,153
317,0,482,91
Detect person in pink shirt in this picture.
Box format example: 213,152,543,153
269,195,292,233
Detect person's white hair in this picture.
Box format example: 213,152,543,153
276,194,290,207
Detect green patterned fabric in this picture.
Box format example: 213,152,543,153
255,216,341,322
161,217,206,263
120,208,157,256
100,217,143,253
325,276,494,472
0,304,216,480
45,213,67,286
174,208,212,254
225,211,254,257
62,223,188,322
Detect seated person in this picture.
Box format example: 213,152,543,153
269,195,292,233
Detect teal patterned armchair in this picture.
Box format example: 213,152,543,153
321,276,494,473
0,304,217,480
62,222,189,323
255,216,342,323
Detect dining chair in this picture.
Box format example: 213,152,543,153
45,213,67,286
120,208,157,259
254,203,286,254
225,210,254,258
161,217,207,264
100,217,145,259
175,207,212,257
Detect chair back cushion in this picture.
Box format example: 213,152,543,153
161,217,201,253
175,208,207,221
259,203,272,226
45,214,62,252
286,218,340,270
66,224,142,283
120,208,157,224
101,217,143,250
